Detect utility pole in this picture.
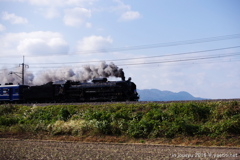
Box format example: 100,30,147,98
9,56,29,85
19,56,29,85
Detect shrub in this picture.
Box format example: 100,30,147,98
0,116,19,126
47,119,87,135
58,107,71,121
127,119,158,138
0,104,16,115
1,101,239,140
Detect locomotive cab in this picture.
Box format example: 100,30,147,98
115,78,139,101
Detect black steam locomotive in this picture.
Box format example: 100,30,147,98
0,77,139,103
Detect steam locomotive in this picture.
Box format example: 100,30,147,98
0,77,139,103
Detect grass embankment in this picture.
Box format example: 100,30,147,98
0,101,240,146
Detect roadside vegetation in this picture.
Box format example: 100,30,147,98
0,101,239,146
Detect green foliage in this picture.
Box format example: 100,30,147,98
128,119,157,138
0,101,239,139
58,107,71,121
0,115,19,126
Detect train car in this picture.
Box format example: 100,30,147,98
0,77,139,103
0,83,28,103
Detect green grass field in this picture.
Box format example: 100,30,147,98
1,101,239,146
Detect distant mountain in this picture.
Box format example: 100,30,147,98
137,89,205,101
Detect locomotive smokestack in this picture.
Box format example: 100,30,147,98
119,69,125,81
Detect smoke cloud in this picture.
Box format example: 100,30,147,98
0,61,125,85
0,67,34,85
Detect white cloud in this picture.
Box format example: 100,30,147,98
63,7,91,27
0,24,6,31
85,22,92,28
16,0,97,7
0,31,69,56
2,11,28,24
24,0,54,6
76,35,113,53
113,0,131,11
65,0,97,6
114,0,141,22
11,0,97,21
38,7,60,19
120,11,140,21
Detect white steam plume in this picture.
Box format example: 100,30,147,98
33,61,125,85
0,67,34,85
0,61,125,85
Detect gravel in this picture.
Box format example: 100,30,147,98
1,139,239,160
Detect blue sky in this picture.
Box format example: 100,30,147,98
0,0,240,99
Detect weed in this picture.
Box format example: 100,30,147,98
0,101,239,143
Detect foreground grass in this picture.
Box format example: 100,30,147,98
0,101,240,146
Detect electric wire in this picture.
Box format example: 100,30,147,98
117,52,240,66
0,33,240,58
1,47,239,68
26,45,240,65
0,34,240,70
26,51,240,69
91,34,240,53
1,45,239,66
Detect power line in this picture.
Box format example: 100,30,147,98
1,45,240,67
26,51,240,69
67,33,240,54
114,59,240,69
0,67,19,72
93,34,240,53
23,57,240,70
0,33,240,58
117,52,240,66
27,45,240,65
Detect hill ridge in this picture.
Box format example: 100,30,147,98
137,89,205,101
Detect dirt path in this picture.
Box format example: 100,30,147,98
0,139,239,160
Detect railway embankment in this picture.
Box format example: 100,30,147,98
0,100,240,146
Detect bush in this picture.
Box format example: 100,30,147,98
58,107,71,121
0,101,239,139
127,119,157,138
0,116,19,126
47,120,87,135
0,104,16,115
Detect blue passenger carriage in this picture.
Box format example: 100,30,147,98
0,83,27,103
